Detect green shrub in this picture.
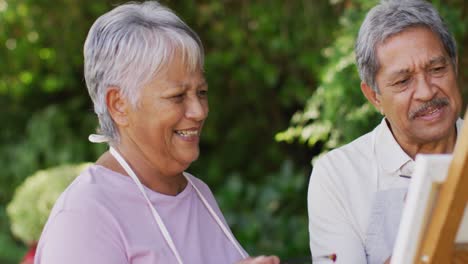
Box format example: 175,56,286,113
215,160,309,258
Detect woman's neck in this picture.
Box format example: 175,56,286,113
96,149,187,196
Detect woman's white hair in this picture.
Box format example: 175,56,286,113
84,1,204,144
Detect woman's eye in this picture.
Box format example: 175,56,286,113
198,90,208,97
171,94,185,102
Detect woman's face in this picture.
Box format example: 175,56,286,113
124,55,208,176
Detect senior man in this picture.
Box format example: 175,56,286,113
307,0,464,263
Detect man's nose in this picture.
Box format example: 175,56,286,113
414,74,437,101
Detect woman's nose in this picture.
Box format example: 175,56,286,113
185,97,208,121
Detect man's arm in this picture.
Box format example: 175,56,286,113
308,157,367,263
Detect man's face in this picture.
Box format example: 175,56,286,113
364,26,462,146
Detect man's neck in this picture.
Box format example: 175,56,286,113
391,124,458,160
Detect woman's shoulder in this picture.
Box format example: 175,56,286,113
183,172,218,203
183,172,211,192
39,165,127,243
52,165,134,214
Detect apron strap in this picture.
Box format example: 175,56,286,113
109,147,247,263
110,147,184,264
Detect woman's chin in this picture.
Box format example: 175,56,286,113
176,152,200,169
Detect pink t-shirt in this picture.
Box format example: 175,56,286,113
34,165,247,264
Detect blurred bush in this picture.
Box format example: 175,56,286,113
216,160,309,257
7,163,91,245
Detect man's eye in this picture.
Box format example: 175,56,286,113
431,66,446,73
394,78,409,86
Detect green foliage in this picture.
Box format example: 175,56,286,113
0,0,117,260
0,208,25,264
276,0,380,153
216,161,309,257
7,163,91,245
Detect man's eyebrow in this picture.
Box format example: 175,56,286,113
388,68,411,81
427,56,448,66
386,56,449,81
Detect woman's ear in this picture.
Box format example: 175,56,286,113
106,87,130,126
361,81,384,115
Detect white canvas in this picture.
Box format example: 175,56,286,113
391,154,468,264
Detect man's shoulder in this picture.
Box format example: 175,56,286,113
456,118,464,130
317,125,379,165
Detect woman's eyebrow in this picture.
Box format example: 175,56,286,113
197,80,208,88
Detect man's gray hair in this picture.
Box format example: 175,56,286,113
355,0,457,93
84,1,204,143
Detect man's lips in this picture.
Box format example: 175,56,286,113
412,104,443,118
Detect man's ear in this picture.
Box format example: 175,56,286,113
361,81,384,115
106,87,130,126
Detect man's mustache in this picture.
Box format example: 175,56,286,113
409,97,449,119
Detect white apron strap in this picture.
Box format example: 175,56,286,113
110,147,184,264
185,174,247,259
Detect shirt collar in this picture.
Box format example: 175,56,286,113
375,118,412,174
375,118,464,174
455,118,464,141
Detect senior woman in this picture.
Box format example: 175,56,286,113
34,2,279,264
